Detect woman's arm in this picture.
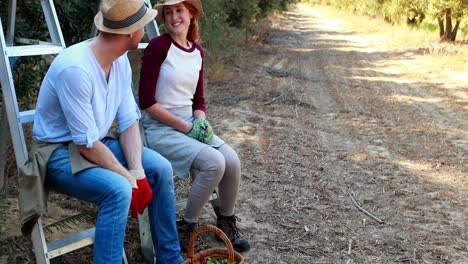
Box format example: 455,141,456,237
193,109,205,119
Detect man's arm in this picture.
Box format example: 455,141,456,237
118,121,143,172
119,121,153,216
77,140,136,187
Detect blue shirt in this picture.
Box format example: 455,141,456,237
33,40,141,147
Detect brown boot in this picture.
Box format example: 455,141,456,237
216,215,251,252
177,219,209,253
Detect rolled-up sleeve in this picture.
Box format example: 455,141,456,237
116,99,141,133
55,67,99,147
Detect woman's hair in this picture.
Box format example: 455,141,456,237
182,2,200,43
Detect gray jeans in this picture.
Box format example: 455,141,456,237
184,144,241,222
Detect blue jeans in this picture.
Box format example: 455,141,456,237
46,138,183,264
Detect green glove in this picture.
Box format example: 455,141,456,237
203,120,213,145
186,118,214,145
186,118,206,142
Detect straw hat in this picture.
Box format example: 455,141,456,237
94,0,157,34
154,0,203,21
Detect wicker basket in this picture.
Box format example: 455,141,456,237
182,225,245,264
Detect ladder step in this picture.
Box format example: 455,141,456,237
5,44,63,57
19,109,35,124
46,227,95,259
138,43,148,49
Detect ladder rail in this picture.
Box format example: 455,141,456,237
1,2,50,262
31,219,50,264
0,18,29,164
6,0,16,45
41,0,66,48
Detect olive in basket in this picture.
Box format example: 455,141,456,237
204,257,237,264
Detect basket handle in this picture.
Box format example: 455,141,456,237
187,225,235,263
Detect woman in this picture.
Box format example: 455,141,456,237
138,0,250,253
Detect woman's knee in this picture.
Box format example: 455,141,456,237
219,144,241,171
193,147,226,181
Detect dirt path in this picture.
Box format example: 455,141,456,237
207,4,467,263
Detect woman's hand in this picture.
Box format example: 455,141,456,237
182,120,193,134
186,118,213,144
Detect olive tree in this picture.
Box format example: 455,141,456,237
383,0,427,25
428,0,467,41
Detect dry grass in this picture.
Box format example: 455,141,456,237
309,5,468,58
301,4,468,82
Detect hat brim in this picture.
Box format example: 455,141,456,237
94,8,157,34
154,0,203,22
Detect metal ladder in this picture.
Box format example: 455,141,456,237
0,0,158,263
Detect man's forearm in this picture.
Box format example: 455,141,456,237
77,140,136,186
119,121,143,171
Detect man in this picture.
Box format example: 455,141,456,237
31,0,183,263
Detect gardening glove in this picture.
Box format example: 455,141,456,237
130,188,139,218
202,119,214,145
127,170,140,218
186,118,207,142
129,169,153,217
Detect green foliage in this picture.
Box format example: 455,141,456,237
0,0,48,41
12,57,49,110
258,0,282,17
428,0,467,20
42,208,98,235
259,0,300,16
222,0,261,27
198,0,245,62
54,0,97,45
204,257,237,264
382,0,427,24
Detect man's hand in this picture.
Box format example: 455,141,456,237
136,177,152,214
129,169,153,217
130,188,139,218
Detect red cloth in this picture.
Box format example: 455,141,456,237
136,178,153,214
129,177,153,217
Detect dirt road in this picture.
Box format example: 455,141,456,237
206,4,468,264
